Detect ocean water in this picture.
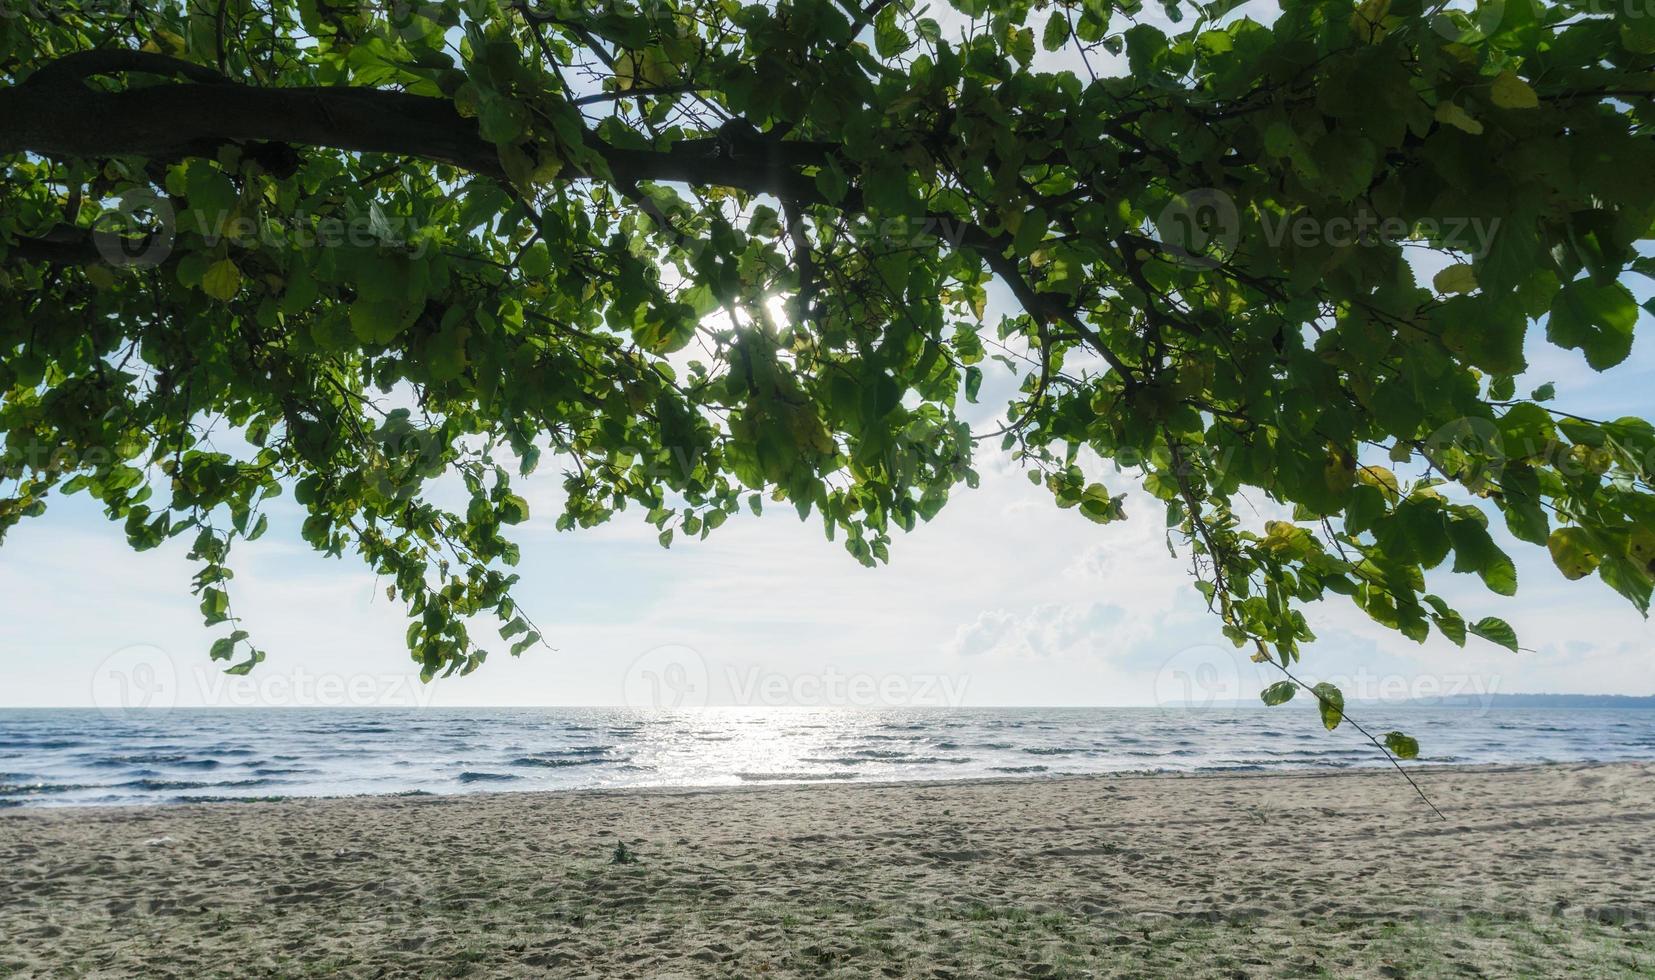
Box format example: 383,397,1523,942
2,706,1653,807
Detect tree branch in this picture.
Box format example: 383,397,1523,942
0,49,1129,370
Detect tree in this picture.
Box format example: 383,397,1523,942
1,1,1651,733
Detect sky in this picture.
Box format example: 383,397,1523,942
2,2,1653,710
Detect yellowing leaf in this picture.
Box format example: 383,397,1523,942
638,47,679,87
1350,0,1390,42
1630,528,1655,568
202,259,242,302
1490,71,1539,110
618,47,680,90
1547,528,1599,581
1323,450,1355,493
1357,465,1401,501
142,30,187,57
530,153,564,184
452,82,481,119
1433,264,1479,295
1434,101,1484,135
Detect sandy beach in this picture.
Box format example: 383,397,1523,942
2,762,1652,978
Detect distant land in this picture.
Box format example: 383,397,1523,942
1210,694,1655,709
1400,694,1655,709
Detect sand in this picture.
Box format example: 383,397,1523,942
2,761,1652,978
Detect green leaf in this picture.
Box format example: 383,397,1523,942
1489,71,1539,110
224,649,266,675
1309,131,1376,202
1042,12,1070,51
1012,207,1048,257
350,298,417,344
498,493,530,525
874,5,911,58
1382,731,1420,760
1548,280,1639,370
1435,101,1483,135
814,159,849,205
1447,518,1518,596
1260,680,1296,706
202,260,242,302
1469,617,1518,652
198,587,230,625
634,309,697,354
1311,682,1344,731
519,241,552,279
1007,25,1035,67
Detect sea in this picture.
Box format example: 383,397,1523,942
2,705,1653,807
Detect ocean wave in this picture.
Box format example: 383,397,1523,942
113,779,212,791
117,778,282,791
509,756,624,769
174,794,294,804
457,771,520,783
0,782,93,795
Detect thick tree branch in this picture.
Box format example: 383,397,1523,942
0,55,835,197
1,50,1141,382
3,225,169,265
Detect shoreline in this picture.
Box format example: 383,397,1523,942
5,760,1653,976
4,757,1647,814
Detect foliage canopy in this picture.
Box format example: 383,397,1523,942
2,0,1652,727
